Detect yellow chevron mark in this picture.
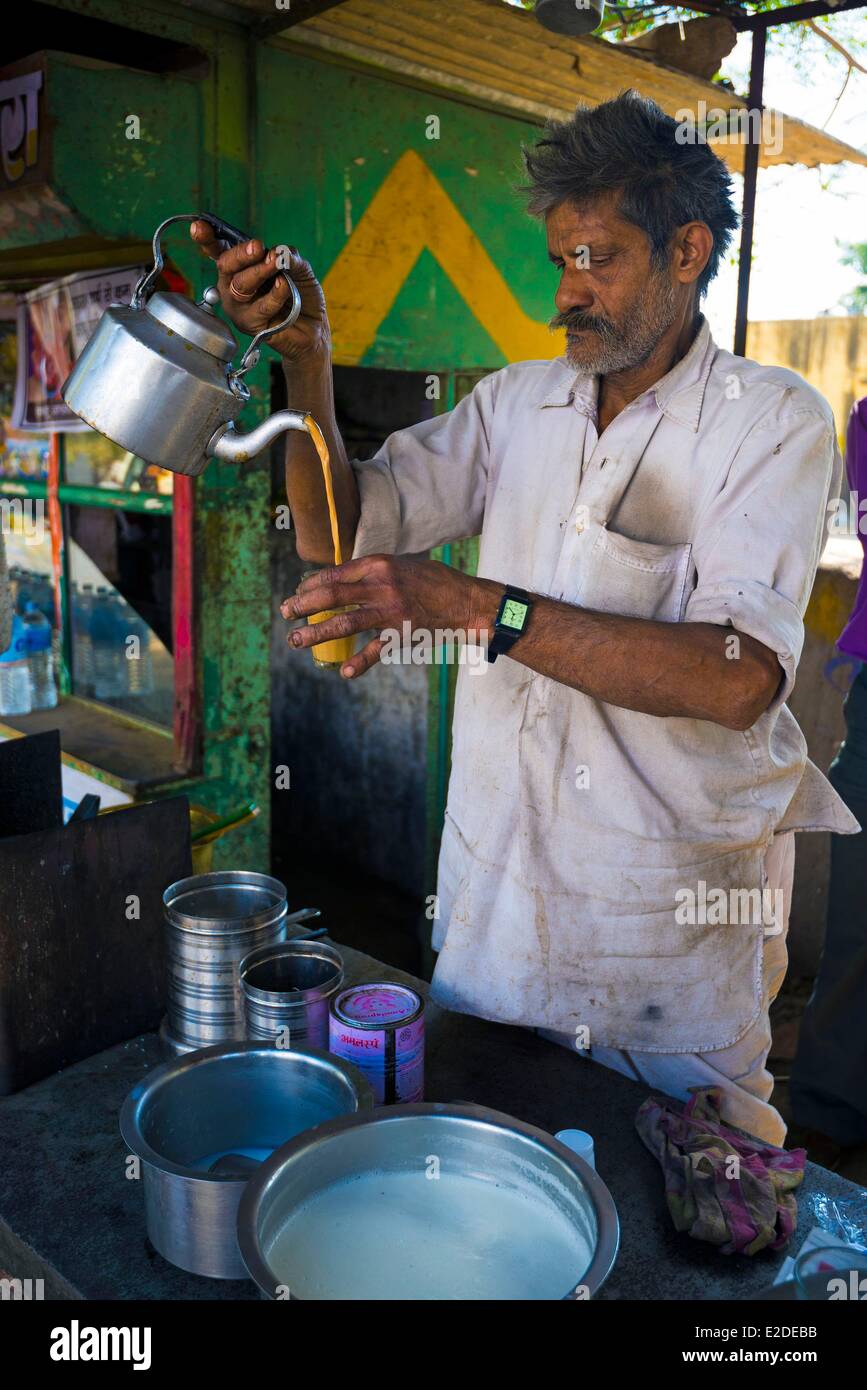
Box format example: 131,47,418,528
322,150,564,365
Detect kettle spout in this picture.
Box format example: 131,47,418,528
208,410,311,464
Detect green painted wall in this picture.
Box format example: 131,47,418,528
3,15,276,871
4,1,562,883
255,45,554,371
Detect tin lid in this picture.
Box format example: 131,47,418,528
146,290,237,361
333,983,422,1027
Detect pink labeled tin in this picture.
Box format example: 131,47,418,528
329,983,424,1105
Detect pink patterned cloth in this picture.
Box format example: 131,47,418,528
635,1087,806,1256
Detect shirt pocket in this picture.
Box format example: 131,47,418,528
578,526,694,623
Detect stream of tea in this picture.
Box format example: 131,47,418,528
302,413,357,669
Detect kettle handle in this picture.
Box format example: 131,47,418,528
131,214,302,354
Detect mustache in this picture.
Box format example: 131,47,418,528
548,308,617,336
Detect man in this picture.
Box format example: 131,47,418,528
194,91,857,1145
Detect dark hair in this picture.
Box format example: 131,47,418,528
522,90,739,297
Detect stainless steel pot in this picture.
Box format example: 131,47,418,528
240,938,344,1048
161,868,320,1054
120,1041,373,1279
237,1102,620,1300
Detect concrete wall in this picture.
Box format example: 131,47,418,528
747,317,867,441
746,318,866,971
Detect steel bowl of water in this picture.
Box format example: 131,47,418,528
120,1041,373,1279
237,1102,620,1300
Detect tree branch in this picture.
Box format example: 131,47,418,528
805,17,867,75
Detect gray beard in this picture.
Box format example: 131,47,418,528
559,275,679,375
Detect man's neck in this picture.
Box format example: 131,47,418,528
597,307,701,434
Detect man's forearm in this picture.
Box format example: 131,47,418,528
472,583,782,730
282,354,360,565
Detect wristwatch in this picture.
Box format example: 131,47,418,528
487,585,532,663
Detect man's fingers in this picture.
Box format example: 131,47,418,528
251,263,294,319
215,250,281,297
285,560,383,617
288,606,369,648
190,222,272,277
189,220,223,261
294,556,388,594
282,582,353,619
340,637,385,680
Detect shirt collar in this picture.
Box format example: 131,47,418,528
534,316,717,433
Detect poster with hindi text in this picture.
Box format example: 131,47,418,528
12,265,143,431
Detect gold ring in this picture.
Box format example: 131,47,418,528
229,278,256,302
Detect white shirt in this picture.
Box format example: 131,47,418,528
351,318,859,1052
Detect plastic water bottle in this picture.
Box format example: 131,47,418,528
24,602,57,710
34,572,55,624
73,583,95,696
0,613,33,715
125,613,154,697
13,568,34,618
91,588,126,699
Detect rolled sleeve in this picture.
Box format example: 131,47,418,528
684,406,840,708
685,579,804,702
351,374,495,560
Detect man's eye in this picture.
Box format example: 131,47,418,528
592,256,613,266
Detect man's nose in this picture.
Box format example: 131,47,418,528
555,269,594,316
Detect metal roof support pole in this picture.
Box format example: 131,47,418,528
733,23,767,358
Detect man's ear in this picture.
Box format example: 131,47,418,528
675,222,713,287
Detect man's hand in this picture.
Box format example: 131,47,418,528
281,555,502,679
190,222,330,363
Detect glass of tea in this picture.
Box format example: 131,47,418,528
299,570,358,670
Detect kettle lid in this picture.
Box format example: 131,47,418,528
146,290,237,362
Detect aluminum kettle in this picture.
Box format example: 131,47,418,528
61,213,312,477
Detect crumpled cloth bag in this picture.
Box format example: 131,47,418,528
635,1086,806,1255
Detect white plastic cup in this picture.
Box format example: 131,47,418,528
555,1128,596,1171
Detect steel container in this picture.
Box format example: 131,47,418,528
162,871,318,1054
238,1102,620,1300
240,938,344,1048
120,1041,374,1279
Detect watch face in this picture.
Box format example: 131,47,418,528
501,598,529,631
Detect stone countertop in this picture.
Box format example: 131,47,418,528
0,941,863,1300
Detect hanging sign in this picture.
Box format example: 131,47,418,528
12,266,144,431
0,63,44,188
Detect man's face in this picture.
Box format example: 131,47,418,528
546,196,680,374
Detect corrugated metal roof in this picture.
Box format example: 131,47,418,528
242,0,867,172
